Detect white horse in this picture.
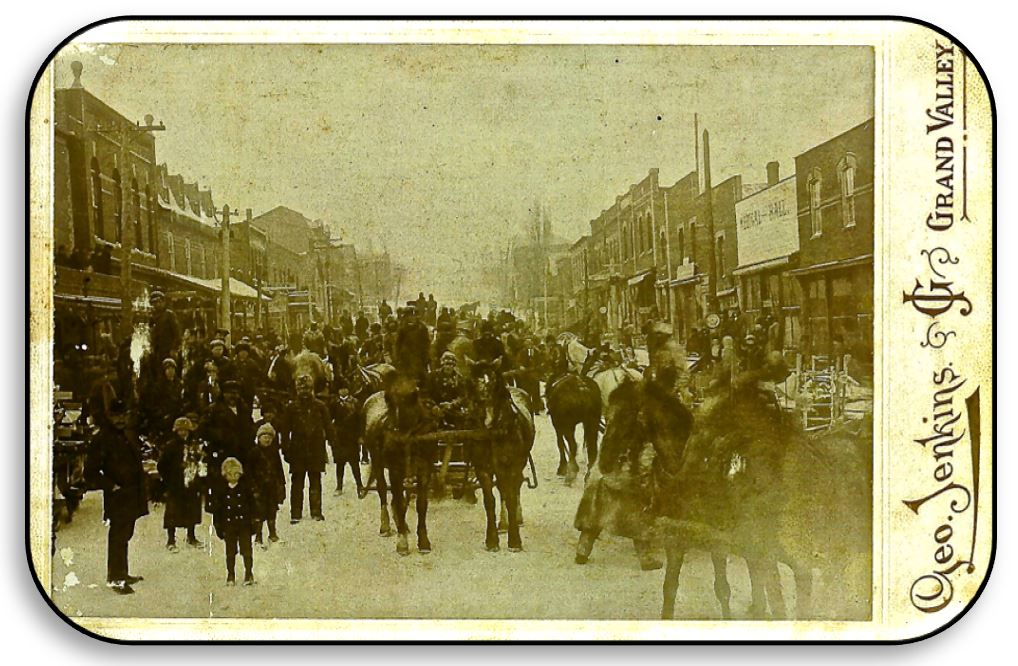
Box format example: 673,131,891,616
556,333,642,409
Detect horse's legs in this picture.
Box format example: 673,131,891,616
763,562,787,620
478,471,499,551
633,539,663,571
584,418,600,472
662,547,685,620
377,467,393,537
563,425,580,485
416,461,432,553
506,474,524,552
746,558,771,619
792,564,813,620
498,494,509,533
552,420,568,477
390,466,410,556
711,551,732,620
575,528,601,564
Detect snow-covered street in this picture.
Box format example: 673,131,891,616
50,413,773,621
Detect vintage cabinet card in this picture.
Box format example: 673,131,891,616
26,19,994,642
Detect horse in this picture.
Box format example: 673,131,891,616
348,361,396,406
545,374,601,484
658,399,872,620
557,332,642,409
361,374,438,556
464,358,536,552
573,379,688,573
592,365,870,620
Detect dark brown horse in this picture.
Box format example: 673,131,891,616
594,370,870,620
546,373,601,484
362,374,438,556
465,359,536,552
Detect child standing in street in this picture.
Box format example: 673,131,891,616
157,417,206,552
213,457,255,586
330,380,366,498
249,423,286,547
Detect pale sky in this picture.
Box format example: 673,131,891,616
54,43,873,304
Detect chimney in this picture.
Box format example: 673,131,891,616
766,161,780,186
70,61,83,88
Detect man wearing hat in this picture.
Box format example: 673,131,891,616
143,357,184,439
85,399,148,594
222,340,261,408
278,374,336,522
473,319,510,368
200,380,254,515
148,290,180,382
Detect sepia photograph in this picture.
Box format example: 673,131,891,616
26,19,993,642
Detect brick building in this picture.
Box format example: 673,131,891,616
787,119,874,365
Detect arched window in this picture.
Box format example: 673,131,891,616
184,238,192,275
90,158,104,240
146,186,156,256
838,154,858,227
677,227,685,264
112,169,123,244
622,223,630,258
131,178,142,249
646,214,654,253
658,229,666,261
808,167,823,237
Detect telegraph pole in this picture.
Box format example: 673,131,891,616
215,204,239,337
702,128,718,315
95,111,166,340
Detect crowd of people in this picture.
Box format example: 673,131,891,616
79,290,581,595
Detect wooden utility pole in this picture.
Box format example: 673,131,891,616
702,128,719,315
216,204,239,336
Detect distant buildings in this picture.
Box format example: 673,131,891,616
507,119,874,367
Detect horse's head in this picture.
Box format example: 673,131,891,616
468,358,506,402
384,374,424,432
599,380,693,477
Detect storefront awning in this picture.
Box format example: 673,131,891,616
786,254,873,277
669,273,704,288
54,293,122,311
627,269,654,287
732,255,794,277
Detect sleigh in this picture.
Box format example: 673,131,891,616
363,428,538,500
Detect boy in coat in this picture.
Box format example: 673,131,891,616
249,423,286,547
157,417,206,552
329,379,365,498
212,457,256,586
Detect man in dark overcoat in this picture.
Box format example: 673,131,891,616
147,291,181,380
86,399,149,594
279,374,336,522
199,381,254,510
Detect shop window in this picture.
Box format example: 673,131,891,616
838,154,858,227
809,167,822,237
